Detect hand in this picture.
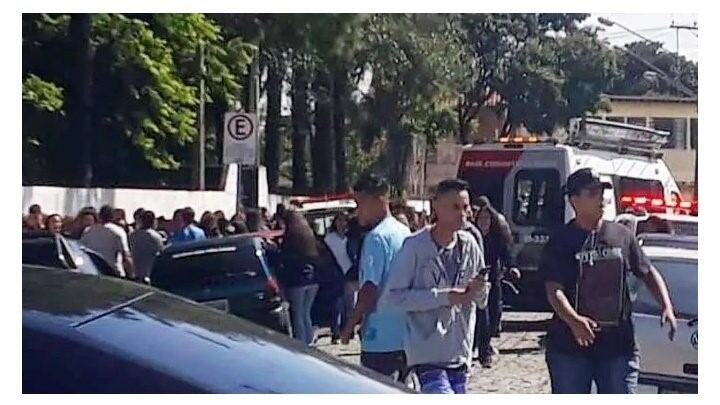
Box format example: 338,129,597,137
661,307,678,341
448,290,474,306
339,324,355,345
568,316,599,347
467,275,488,292
508,267,521,280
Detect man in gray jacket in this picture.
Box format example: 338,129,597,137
382,179,489,394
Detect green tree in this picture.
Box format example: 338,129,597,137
22,13,254,187
456,14,617,138
608,40,698,96
352,14,470,194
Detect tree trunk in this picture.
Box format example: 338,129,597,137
264,61,282,192
458,97,469,145
387,123,412,198
291,59,310,193
311,68,336,193
68,14,95,187
332,68,348,192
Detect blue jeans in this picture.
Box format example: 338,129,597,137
546,350,640,394
417,367,468,394
288,284,319,344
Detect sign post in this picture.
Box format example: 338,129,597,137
224,111,257,213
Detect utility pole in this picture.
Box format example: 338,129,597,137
198,41,206,191
236,51,260,213
670,22,698,94
669,22,698,200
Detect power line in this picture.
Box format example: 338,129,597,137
603,26,668,37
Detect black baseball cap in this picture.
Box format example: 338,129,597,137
563,168,612,196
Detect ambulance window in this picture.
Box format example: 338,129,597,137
617,177,664,199
512,169,563,227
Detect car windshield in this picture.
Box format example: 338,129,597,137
665,219,698,237
152,244,267,290
637,217,697,237
634,257,697,319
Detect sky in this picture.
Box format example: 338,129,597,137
588,13,698,61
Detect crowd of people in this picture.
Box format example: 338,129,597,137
22,203,284,242
22,167,679,395
21,202,287,279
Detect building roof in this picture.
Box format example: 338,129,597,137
603,94,698,103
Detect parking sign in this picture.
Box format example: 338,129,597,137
223,112,257,165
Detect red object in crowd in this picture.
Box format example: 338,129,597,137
265,277,281,297
288,192,355,209
619,194,697,216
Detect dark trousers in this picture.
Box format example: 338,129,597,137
360,351,407,382
331,282,358,338
474,307,491,357
474,278,503,357
488,278,503,337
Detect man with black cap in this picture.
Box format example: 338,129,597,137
540,168,677,394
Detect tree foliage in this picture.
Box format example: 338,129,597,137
22,13,254,185
608,40,698,96
457,13,619,138
24,13,665,195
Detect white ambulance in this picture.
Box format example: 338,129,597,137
457,118,684,308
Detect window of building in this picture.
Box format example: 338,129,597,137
627,117,647,126
652,118,676,149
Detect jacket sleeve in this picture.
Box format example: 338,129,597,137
382,239,453,312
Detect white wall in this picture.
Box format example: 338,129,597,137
23,165,239,219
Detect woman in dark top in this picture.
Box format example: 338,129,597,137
475,197,520,338
471,197,520,367
279,210,321,345
200,212,222,238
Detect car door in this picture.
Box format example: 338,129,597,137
632,256,697,384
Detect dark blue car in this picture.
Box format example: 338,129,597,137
22,266,409,393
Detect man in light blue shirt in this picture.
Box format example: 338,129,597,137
169,207,206,245
340,173,411,381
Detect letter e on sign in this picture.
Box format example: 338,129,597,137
227,114,255,141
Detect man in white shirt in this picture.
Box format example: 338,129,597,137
81,205,135,279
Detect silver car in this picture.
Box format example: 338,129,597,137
616,213,698,238
632,245,697,393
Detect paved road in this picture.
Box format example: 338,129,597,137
316,311,553,394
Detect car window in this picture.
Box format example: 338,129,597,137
512,169,564,227
669,220,698,237
83,248,118,277
72,250,101,276
617,177,664,200
152,245,266,290
22,239,66,269
634,258,697,319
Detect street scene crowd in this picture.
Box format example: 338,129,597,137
22,170,678,394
